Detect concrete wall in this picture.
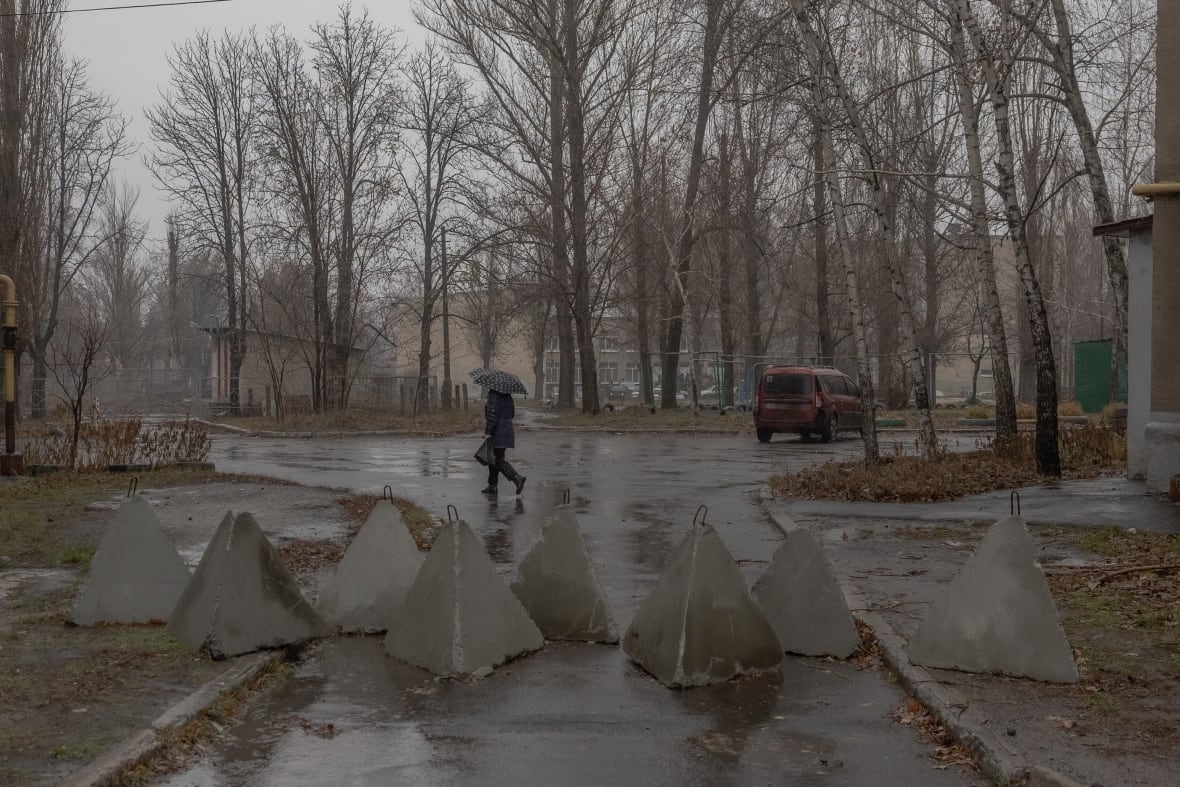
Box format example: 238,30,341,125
1146,2,1180,493
1127,229,1153,479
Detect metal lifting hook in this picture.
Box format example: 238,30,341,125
1010,490,1021,516
127,477,138,499
693,505,709,528
383,485,393,502
447,504,459,522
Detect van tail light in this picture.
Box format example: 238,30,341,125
816,394,822,408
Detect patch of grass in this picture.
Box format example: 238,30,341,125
1045,528,1180,735
770,426,1126,503
50,739,111,762
336,493,436,549
1085,691,1121,716
0,468,279,569
1077,528,1180,561
874,409,989,429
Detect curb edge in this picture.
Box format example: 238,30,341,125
764,510,1087,787
66,650,281,787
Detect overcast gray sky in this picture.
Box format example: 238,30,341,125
62,0,427,241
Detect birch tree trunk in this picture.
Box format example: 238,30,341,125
791,0,936,457
812,115,834,364
946,11,1018,439
820,116,879,463
952,0,1061,475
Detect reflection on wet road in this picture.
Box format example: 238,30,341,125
166,430,980,786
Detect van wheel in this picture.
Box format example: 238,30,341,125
756,428,772,443
823,415,838,443
800,431,812,442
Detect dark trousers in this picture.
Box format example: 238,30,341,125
487,447,520,487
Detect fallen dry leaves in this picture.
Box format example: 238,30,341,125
770,427,1125,503
850,618,881,671
278,539,345,575
890,697,979,773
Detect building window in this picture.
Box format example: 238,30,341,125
598,336,619,353
626,363,639,383
545,359,560,384
599,362,619,383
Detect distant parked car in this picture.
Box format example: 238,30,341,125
652,386,686,402
753,365,865,443
600,383,630,402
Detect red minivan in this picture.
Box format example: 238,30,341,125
754,366,864,443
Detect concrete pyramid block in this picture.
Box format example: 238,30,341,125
510,506,618,643
69,497,191,626
623,522,783,687
317,500,425,633
752,529,860,658
168,511,330,659
385,519,544,676
908,516,1078,683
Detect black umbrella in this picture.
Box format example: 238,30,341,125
469,368,528,395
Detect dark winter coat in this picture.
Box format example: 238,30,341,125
484,390,516,449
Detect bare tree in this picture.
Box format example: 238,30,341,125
251,25,334,411
309,5,403,407
84,182,150,373
47,310,111,467
23,54,129,418
147,30,256,412
790,0,937,456
395,41,478,411
951,0,1061,475
940,2,1019,438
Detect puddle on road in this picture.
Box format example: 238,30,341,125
163,636,977,787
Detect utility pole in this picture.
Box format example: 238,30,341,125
441,226,453,410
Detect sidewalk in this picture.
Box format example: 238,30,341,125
763,479,1180,786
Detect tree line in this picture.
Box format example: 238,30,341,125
0,0,1154,475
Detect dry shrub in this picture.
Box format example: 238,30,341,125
965,405,991,419
21,419,210,471
770,426,1126,503
1016,402,1036,420
82,419,144,467
1058,400,1084,417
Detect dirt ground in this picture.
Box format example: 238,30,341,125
804,515,1180,787
0,478,385,787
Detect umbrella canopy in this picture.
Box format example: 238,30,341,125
470,368,528,396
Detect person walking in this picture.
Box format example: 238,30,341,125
482,389,526,496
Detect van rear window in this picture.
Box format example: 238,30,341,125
762,373,812,396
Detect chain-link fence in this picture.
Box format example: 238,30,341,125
10,365,466,420
619,351,1007,410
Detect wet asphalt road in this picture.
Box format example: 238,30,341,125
161,429,981,786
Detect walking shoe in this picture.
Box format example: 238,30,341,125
514,476,526,495
481,485,498,495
